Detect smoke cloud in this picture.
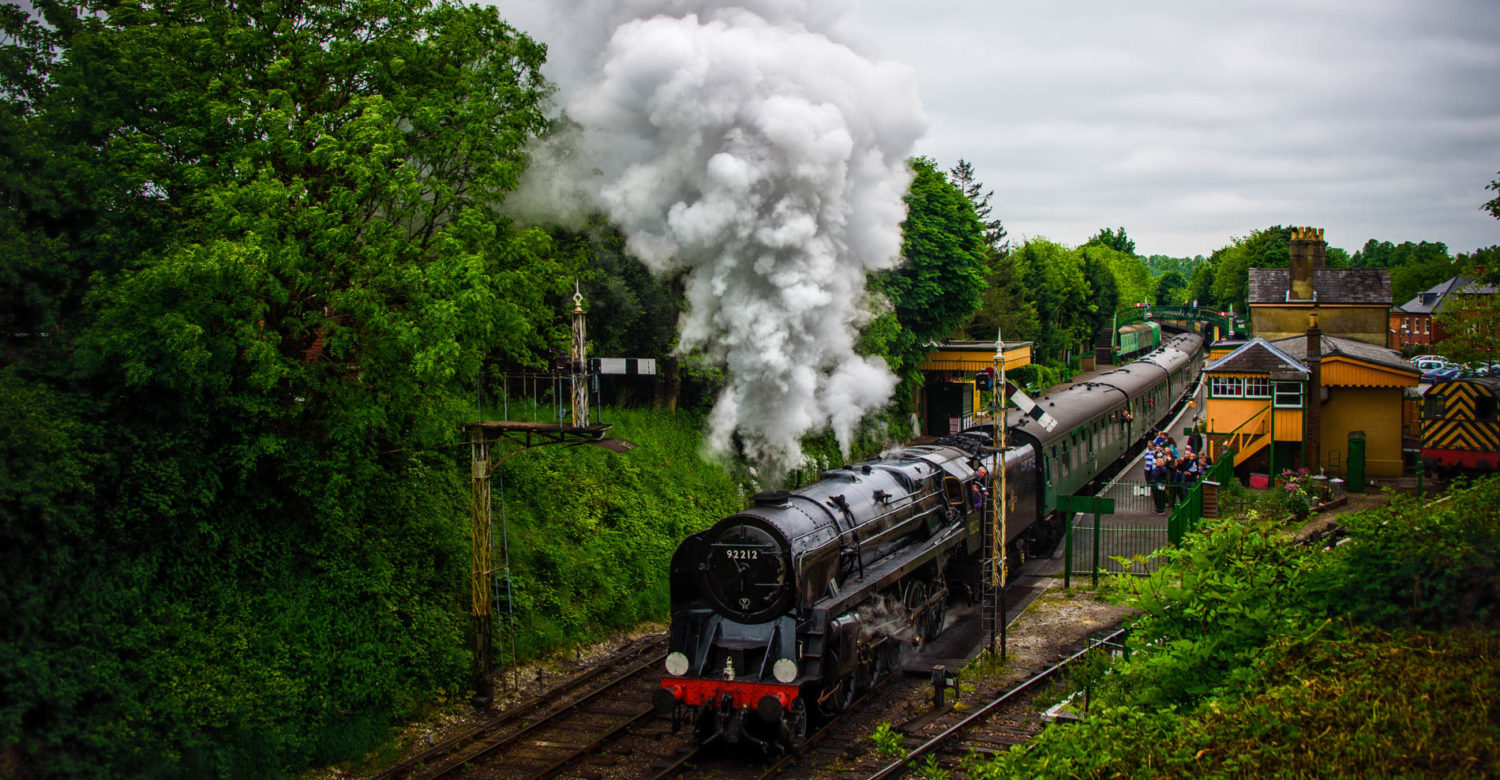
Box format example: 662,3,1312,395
501,0,927,475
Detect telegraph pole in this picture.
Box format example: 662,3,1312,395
991,329,1008,660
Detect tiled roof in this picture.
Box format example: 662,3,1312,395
1248,268,1391,305
1205,338,1308,374
1268,334,1417,374
1397,275,1498,314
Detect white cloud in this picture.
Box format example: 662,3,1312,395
853,0,1500,255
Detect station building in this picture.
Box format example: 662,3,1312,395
1202,322,1419,482
916,340,1033,437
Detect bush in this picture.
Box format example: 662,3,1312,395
966,476,1500,777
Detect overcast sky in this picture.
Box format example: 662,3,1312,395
846,0,1500,258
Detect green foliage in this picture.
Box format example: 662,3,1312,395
1186,262,1215,309
871,721,907,758
1306,482,1500,629
960,248,1037,342
1485,170,1500,220
1007,361,1072,394
1433,245,1500,367
0,0,578,775
947,159,1008,256
1207,226,1294,314
966,476,1500,777
871,156,988,405
562,216,680,367
1143,253,1204,281
1352,239,1455,303
1075,246,1121,338
1085,226,1136,256
1011,239,1091,362
489,408,741,659
1152,270,1187,306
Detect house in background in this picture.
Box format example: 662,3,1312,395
1389,275,1498,351
1248,227,1391,347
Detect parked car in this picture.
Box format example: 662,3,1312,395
1409,354,1446,365
1423,367,1463,383
1414,359,1451,373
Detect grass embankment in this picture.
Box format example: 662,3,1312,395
967,478,1500,778
495,405,900,659
493,407,744,657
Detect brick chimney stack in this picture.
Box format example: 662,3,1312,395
1289,226,1325,301
1306,312,1322,472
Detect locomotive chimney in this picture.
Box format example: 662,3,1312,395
1306,313,1322,472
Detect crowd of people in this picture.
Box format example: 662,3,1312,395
1144,430,1212,515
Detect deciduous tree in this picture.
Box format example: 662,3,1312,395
0,0,563,774
873,156,987,396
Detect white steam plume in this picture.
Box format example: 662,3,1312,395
502,1,927,475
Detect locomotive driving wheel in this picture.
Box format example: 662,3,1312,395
926,581,948,640
902,580,927,644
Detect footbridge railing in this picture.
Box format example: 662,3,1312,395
1114,304,1247,339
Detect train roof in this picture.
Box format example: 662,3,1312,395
1006,332,1203,445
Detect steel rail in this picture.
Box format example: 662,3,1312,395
421,653,665,778
372,636,665,780
865,627,1129,780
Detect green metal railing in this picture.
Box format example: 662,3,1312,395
1167,455,1235,544
1114,304,1247,338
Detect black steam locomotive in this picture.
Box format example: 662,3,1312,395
653,332,1204,749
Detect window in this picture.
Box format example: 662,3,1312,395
1244,377,1271,398
1273,381,1303,408
1477,396,1497,422
1211,376,1243,397
1424,394,1446,420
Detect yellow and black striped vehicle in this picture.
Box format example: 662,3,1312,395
1421,376,1500,472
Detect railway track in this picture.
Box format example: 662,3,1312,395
371,634,672,779
643,668,891,780
865,627,1129,779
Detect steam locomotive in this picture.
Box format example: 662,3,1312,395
653,332,1205,749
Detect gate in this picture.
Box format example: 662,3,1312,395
1064,514,1171,585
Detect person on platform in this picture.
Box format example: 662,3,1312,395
1147,447,1167,514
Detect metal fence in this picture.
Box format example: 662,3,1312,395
1065,517,1169,581
1092,480,1158,514
1063,455,1238,586
1168,455,1235,544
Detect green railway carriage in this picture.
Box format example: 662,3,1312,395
1006,332,1204,517
1115,321,1161,362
